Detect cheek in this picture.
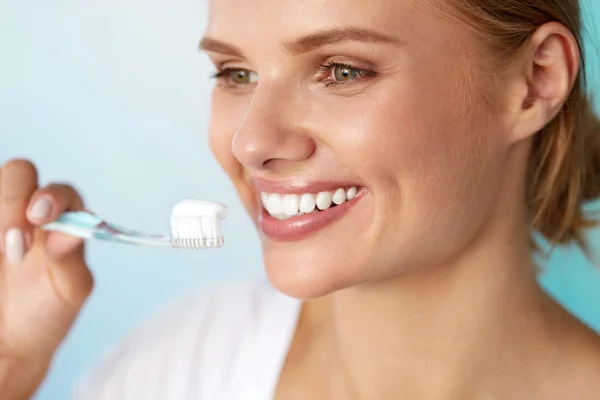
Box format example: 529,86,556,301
368,70,502,260
393,73,499,211
311,65,501,263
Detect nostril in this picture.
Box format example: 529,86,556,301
262,158,294,170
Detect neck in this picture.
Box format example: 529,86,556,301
304,223,563,399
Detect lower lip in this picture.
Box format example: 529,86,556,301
258,191,366,241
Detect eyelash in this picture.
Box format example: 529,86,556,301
317,61,376,87
210,69,252,91
210,61,376,91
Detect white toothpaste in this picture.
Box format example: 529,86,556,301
170,199,229,241
171,199,229,219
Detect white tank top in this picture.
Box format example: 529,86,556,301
72,281,302,400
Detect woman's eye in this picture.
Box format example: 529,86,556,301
229,69,256,84
212,68,258,88
332,65,362,82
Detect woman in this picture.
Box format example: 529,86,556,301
1,0,600,398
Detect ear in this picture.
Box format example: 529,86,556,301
508,22,580,143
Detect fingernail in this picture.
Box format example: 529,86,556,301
5,228,25,265
28,196,53,221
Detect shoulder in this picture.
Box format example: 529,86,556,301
545,316,600,399
565,327,600,397
73,280,301,400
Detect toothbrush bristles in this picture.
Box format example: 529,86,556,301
170,237,225,249
169,214,225,250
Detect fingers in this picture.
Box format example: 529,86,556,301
26,183,85,226
0,159,87,265
0,160,93,322
27,185,92,306
0,159,39,263
27,183,86,262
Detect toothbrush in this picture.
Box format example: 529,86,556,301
41,199,229,249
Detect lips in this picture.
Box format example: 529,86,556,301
253,178,367,241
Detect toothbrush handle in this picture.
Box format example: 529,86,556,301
41,211,104,240
100,224,173,247
42,211,173,247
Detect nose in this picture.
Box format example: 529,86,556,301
231,84,316,172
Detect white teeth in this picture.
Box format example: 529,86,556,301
261,192,269,207
266,193,283,215
282,194,300,216
316,191,333,210
299,193,316,213
346,187,358,200
260,186,360,218
332,188,346,205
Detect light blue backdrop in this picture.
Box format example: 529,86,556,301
0,1,598,399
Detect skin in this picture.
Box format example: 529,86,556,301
202,0,600,398
0,0,598,399
0,161,92,399
203,0,544,299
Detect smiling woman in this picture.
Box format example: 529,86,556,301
1,0,600,399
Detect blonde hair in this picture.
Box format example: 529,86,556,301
443,0,600,253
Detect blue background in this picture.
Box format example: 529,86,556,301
0,1,598,398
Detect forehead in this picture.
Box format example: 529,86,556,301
205,0,428,43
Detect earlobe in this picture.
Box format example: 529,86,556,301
510,22,580,142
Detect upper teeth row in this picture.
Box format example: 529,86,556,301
261,187,359,217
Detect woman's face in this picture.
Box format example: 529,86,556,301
204,0,518,298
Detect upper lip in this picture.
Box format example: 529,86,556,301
252,177,365,194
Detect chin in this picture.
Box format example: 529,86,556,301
265,254,352,300
261,240,365,299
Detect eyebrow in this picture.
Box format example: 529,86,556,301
199,37,244,58
284,27,400,54
199,27,400,57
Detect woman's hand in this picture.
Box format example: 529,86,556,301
0,159,93,399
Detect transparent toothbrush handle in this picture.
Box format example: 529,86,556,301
99,221,173,247
42,211,104,239
42,211,173,247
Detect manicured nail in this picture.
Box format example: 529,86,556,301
28,196,53,221
5,228,25,265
